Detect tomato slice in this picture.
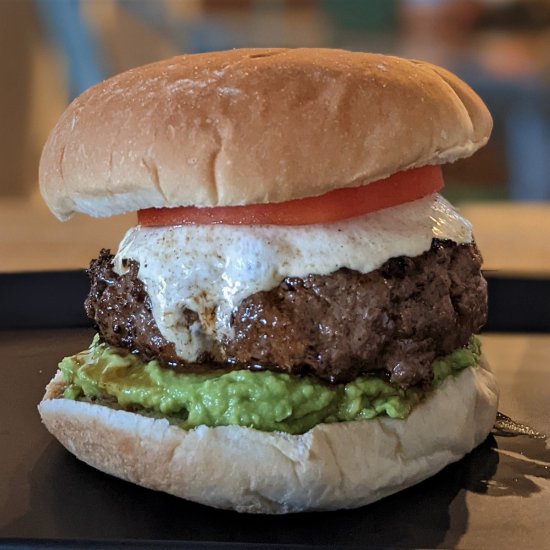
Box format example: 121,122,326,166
138,165,443,226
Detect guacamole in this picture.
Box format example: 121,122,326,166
59,336,481,435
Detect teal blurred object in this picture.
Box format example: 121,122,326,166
34,0,106,99
322,0,396,31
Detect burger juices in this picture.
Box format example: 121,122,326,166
38,48,498,513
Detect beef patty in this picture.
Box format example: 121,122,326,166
85,240,487,388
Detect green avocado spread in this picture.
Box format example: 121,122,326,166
59,336,481,435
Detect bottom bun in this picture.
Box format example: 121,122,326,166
38,358,498,514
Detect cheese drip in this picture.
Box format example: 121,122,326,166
114,194,473,361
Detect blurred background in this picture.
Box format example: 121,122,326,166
1,0,550,272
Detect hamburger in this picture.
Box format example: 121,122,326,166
38,48,499,513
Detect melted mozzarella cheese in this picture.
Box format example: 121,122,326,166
114,194,472,361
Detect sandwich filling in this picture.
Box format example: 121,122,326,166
59,335,481,435
87,239,485,387
85,195,485,388
74,192,487,433
112,194,472,363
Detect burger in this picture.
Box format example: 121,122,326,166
38,48,498,513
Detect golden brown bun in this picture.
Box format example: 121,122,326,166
38,359,498,513
39,48,492,220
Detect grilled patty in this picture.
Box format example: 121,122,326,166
85,239,487,388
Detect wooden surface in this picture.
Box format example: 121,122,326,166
0,194,134,272
459,202,550,277
1,194,549,275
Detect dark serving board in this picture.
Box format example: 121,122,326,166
1,273,549,549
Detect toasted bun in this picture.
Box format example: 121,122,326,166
40,48,492,220
38,359,498,513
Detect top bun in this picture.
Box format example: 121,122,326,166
40,48,492,220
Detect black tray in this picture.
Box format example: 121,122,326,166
1,273,549,549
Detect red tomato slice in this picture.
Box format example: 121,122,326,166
138,165,443,226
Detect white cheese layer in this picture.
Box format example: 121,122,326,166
114,194,472,361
